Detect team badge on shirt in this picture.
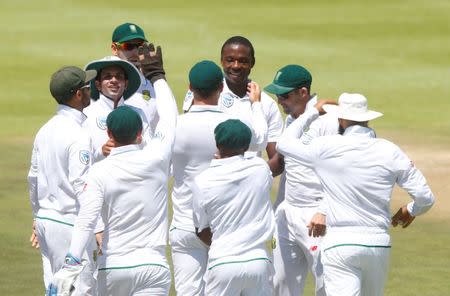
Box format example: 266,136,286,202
142,90,151,101
79,150,90,165
220,93,234,108
96,116,107,130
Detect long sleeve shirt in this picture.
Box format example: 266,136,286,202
277,108,435,231
192,154,275,268
68,79,177,269
28,105,92,223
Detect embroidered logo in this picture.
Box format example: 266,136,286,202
142,90,151,101
310,245,318,251
129,24,137,33
221,93,234,108
153,131,165,141
79,150,90,165
96,116,107,130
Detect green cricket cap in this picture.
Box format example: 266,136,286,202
112,23,147,43
264,64,312,95
189,60,223,91
106,106,143,143
49,66,97,102
214,119,252,150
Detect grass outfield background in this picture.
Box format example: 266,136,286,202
1,0,449,295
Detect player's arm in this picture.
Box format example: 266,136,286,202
392,151,435,228
28,140,41,249
192,181,211,246
195,227,212,246
247,82,268,152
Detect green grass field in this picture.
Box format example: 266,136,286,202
1,0,449,295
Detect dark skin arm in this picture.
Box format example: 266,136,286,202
268,150,285,177
195,227,212,246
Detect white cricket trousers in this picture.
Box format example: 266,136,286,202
322,230,391,296
273,202,325,296
205,258,273,296
35,214,97,296
97,264,170,296
169,227,208,296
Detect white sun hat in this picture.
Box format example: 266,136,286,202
322,93,383,122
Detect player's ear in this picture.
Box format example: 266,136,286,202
107,129,114,140
111,43,118,55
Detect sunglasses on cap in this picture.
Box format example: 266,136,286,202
115,41,144,51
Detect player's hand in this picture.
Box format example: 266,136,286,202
247,81,261,104
30,221,40,249
47,254,87,296
307,213,327,237
391,205,415,228
314,99,337,115
102,139,116,157
95,232,103,256
138,43,166,84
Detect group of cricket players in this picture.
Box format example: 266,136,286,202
28,22,436,296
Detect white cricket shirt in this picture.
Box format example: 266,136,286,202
192,154,275,268
183,79,283,151
68,79,177,269
171,105,232,232
282,95,339,207
83,94,152,162
28,105,92,224
277,108,436,235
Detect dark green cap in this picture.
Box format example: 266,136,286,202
189,60,223,91
112,23,147,43
49,66,97,103
85,56,141,100
106,106,143,144
264,64,312,95
214,119,252,150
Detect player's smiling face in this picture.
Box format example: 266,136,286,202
221,44,254,86
95,66,128,101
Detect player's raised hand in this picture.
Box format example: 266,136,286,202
247,81,261,104
102,139,116,157
138,43,166,83
30,221,40,249
391,205,415,228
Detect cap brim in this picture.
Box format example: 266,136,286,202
84,58,141,100
263,83,296,95
84,69,97,83
323,104,383,121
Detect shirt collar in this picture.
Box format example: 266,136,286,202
109,144,140,156
210,154,244,167
57,104,87,125
98,94,125,110
222,79,249,101
343,125,377,138
189,105,223,113
305,93,318,111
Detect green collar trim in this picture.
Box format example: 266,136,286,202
99,263,168,271
35,216,74,227
208,257,271,270
324,243,391,252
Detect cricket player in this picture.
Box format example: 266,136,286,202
111,22,159,134
183,36,283,163
192,118,276,296
264,65,338,296
277,93,436,296
83,56,150,162
171,60,267,295
28,66,98,295
47,45,177,295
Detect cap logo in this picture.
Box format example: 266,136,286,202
129,25,137,33
275,71,282,81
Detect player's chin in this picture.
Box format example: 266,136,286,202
226,73,246,85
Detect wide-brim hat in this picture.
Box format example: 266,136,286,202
323,93,383,122
84,56,141,100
